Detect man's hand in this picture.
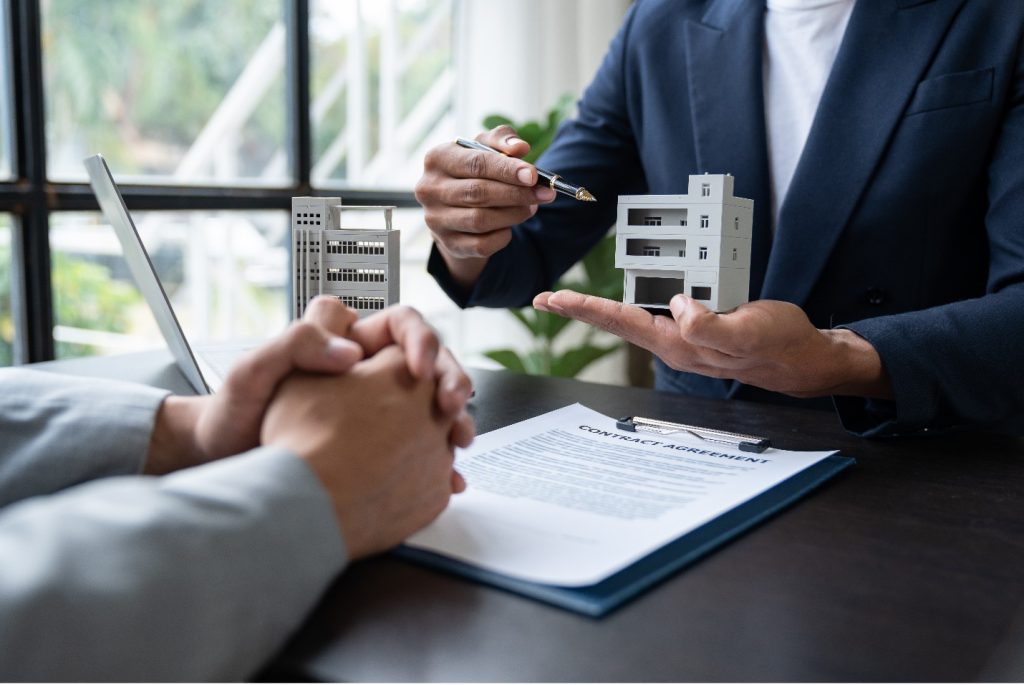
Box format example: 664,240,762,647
341,301,474,422
261,346,465,559
415,125,557,289
145,298,474,476
300,297,475,435
533,290,892,399
145,309,364,476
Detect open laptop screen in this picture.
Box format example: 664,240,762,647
84,154,212,394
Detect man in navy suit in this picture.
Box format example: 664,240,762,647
416,0,1024,436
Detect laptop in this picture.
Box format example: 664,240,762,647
84,154,259,394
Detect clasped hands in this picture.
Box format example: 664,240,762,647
534,290,892,400
146,296,474,559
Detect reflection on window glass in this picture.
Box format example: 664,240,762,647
50,211,289,360
310,0,455,188
0,1,13,179
0,214,15,366
42,1,287,185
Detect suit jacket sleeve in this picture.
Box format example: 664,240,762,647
838,38,1024,437
0,368,169,507
0,446,346,681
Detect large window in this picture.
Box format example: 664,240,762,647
1,0,632,372
1,0,453,363
43,1,289,185
310,0,454,188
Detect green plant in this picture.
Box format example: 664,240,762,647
482,93,575,165
481,96,624,378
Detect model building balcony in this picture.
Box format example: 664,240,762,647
616,174,753,312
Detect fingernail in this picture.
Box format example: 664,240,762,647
517,167,534,185
505,136,526,147
535,187,556,202
669,294,689,318
326,337,358,360
545,300,566,314
529,204,538,215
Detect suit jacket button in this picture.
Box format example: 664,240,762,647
866,287,886,305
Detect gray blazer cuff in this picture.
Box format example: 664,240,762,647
0,369,169,506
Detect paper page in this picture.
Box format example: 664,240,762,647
406,403,835,587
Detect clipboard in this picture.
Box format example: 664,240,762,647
616,415,773,453
394,411,854,617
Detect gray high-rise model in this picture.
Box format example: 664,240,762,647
291,197,400,318
616,174,752,313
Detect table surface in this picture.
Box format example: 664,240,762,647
33,351,1024,682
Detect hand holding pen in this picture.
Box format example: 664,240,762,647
415,125,595,290
454,138,595,202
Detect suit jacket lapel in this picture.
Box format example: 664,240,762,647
684,0,773,299
761,0,967,305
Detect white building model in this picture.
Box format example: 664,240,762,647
291,196,399,318
616,174,752,312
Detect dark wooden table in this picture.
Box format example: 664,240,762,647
36,351,1024,681
268,365,1024,682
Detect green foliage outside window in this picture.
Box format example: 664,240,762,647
480,95,624,378
0,246,142,363
0,245,12,366
51,253,142,359
43,0,284,178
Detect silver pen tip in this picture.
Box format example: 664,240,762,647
576,188,597,202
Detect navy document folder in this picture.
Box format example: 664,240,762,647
396,404,854,617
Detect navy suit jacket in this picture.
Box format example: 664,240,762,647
430,0,1024,436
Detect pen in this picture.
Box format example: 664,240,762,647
455,137,596,202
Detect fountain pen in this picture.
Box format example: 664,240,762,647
455,137,596,202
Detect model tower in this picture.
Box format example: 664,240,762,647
616,174,752,312
291,197,400,318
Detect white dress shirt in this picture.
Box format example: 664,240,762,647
763,0,856,229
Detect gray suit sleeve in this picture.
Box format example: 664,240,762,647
0,446,348,681
0,368,169,506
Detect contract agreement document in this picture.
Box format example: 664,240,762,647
404,404,850,613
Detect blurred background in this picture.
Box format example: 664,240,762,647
0,0,631,380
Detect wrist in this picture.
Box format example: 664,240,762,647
144,396,208,475
436,242,489,290
264,431,354,547
821,329,893,400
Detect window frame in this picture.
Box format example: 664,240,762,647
0,0,418,363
